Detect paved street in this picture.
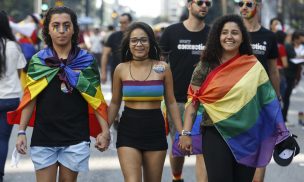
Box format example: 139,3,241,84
3,77,304,182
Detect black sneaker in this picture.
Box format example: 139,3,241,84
172,179,184,182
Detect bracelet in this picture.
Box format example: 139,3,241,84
181,130,192,136
17,130,26,136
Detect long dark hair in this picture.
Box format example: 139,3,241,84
0,10,16,78
121,22,161,62
201,14,252,69
42,6,79,48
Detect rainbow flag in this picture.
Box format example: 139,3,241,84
7,48,108,138
188,54,289,167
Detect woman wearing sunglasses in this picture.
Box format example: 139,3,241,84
179,14,289,182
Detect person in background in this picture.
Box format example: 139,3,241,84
108,22,183,182
179,14,289,182
282,31,304,124
89,27,103,67
8,6,109,182
0,10,27,182
269,17,283,33
159,0,211,181
239,0,280,180
275,31,288,99
100,13,132,86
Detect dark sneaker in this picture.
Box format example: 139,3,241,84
172,179,184,182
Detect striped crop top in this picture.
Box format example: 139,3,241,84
122,80,164,101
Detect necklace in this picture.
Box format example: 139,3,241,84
129,61,153,81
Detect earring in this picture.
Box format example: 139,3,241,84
126,49,131,58
154,46,159,56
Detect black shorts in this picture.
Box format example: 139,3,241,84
116,106,168,151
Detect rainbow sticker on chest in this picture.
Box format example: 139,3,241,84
153,64,165,73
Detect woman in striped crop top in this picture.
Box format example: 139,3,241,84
107,22,183,182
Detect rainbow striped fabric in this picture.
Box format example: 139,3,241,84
7,48,108,137
188,54,289,167
122,80,164,101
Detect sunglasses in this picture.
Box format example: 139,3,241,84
238,1,254,8
193,0,212,7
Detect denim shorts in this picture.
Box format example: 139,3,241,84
30,141,90,172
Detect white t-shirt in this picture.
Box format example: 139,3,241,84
0,40,26,99
89,34,102,54
295,44,304,57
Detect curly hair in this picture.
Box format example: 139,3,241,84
0,10,16,78
42,6,79,48
201,14,252,69
121,22,160,62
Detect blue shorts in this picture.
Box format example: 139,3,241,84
30,141,90,172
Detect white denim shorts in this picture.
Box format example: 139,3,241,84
30,141,90,172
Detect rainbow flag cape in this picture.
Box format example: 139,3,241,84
188,54,289,167
7,48,108,138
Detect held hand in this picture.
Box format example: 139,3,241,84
95,130,111,152
16,135,27,155
179,135,193,156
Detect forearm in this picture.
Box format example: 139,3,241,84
107,102,121,127
19,98,36,131
101,55,108,73
166,102,183,134
183,102,199,131
101,47,111,74
268,62,281,97
94,110,109,133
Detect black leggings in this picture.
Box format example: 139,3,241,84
202,126,256,182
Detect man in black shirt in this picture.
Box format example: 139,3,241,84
239,0,280,181
159,0,211,181
100,13,132,86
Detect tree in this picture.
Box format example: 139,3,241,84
0,0,34,21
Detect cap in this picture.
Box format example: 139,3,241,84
273,134,300,166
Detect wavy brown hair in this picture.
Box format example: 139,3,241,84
42,6,79,48
201,14,252,69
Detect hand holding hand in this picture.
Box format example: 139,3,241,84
178,135,193,156
16,135,27,155
95,130,111,152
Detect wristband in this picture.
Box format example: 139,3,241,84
181,130,192,136
17,130,26,136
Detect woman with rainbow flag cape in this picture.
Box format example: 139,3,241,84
7,7,108,182
179,15,290,182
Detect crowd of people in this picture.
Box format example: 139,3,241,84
0,0,303,182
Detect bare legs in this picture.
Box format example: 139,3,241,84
35,163,78,182
118,147,166,182
195,155,208,182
